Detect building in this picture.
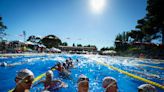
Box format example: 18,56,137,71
58,46,97,54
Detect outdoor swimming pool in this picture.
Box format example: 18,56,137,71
0,54,163,92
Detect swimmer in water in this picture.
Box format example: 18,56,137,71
33,70,67,91
138,84,156,92
102,76,118,92
77,74,89,92
13,69,34,92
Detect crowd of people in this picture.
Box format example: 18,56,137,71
11,58,157,92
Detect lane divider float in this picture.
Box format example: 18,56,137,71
95,61,164,89
137,64,164,70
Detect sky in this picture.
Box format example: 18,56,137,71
0,0,147,49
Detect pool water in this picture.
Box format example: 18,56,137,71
0,54,163,92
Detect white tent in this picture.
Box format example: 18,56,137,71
50,47,61,52
102,50,116,54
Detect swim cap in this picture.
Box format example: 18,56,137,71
16,69,34,79
102,76,117,88
138,84,156,92
79,74,87,79
16,69,34,84
46,70,53,79
78,74,89,83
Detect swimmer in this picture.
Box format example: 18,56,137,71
13,69,34,92
66,58,74,69
102,76,118,92
51,62,63,72
33,70,67,91
130,70,161,79
0,61,31,67
77,74,89,92
138,84,156,92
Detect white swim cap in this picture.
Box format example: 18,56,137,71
78,74,89,83
138,84,156,92
102,76,117,88
16,69,34,85
16,69,34,79
46,70,53,79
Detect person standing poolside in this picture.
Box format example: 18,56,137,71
138,84,156,92
102,76,118,92
13,69,34,92
33,70,67,91
77,74,89,92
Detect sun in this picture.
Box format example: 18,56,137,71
89,0,106,14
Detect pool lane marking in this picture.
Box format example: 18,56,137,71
136,64,164,70
95,61,164,89
8,68,56,92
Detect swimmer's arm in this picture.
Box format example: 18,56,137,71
52,80,67,88
32,80,45,87
52,79,62,83
51,65,58,70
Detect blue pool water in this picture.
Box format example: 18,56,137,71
0,54,163,92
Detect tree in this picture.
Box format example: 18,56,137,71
62,42,68,46
146,0,164,44
27,35,41,44
115,32,129,43
100,47,110,51
72,43,75,47
0,16,7,41
129,0,164,44
128,30,144,42
119,0,164,44
77,44,82,47
115,32,130,51
41,35,62,48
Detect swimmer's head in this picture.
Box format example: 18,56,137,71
78,74,89,92
46,70,53,80
138,84,156,92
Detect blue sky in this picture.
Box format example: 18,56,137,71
0,0,147,49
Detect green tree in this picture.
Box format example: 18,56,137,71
62,42,68,46
41,35,62,48
27,35,41,44
115,32,129,51
77,44,82,47
115,32,129,43
0,17,7,41
72,43,75,47
146,0,164,44
115,33,123,42
100,47,110,51
136,0,164,44
128,30,144,42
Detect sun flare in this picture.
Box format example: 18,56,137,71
90,0,106,13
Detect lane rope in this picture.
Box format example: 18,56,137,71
95,61,164,89
136,64,164,70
